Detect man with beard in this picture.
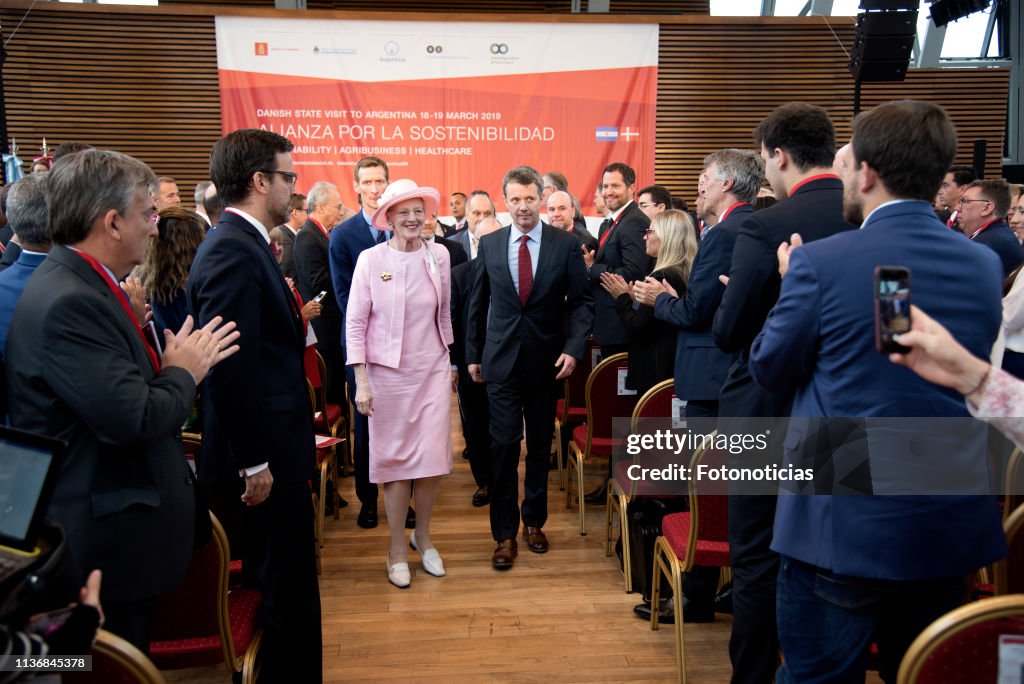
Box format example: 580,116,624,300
750,99,1006,683
188,129,322,682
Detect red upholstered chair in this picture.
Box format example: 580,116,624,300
554,340,599,490
312,350,351,475
606,378,677,593
650,435,730,683
181,432,243,578
995,501,1024,595
566,352,638,535
305,380,343,574
64,630,165,684
896,594,1024,683
148,513,262,684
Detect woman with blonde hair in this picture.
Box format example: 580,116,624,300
600,208,697,394
135,206,205,334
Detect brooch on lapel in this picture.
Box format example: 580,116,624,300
381,272,392,282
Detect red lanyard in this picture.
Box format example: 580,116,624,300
971,219,999,239
598,212,624,250
718,202,748,223
72,250,159,372
789,173,840,196
309,217,329,240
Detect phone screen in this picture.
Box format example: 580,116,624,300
875,266,911,353
313,291,327,303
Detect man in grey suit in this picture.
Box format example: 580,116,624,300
6,149,238,651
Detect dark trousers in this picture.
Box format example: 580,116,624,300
776,556,965,684
728,494,780,684
345,360,378,506
242,479,322,683
103,598,155,655
313,317,345,404
458,366,491,489
487,357,558,541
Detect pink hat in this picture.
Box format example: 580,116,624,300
371,179,440,230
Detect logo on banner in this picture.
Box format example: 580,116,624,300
621,127,640,141
490,43,509,55
595,127,619,142
254,42,269,56
426,45,443,54
384,41,400,56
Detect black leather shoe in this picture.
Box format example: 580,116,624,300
462,447,470,460
472,486,490,507
583,484,608,505
634,598,674,624
714,583,733,615
337,495,349,509
357,503,378,529
405,506,416,529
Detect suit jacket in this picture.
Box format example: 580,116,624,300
429,234,468,268
293,220,341,354
450,258,480,367
654,204,752,401
750,200,1007,580
0,249,46,357
6,245,196,603
0,241,22,273
972,220,1024,278
278,224,299,280
329,211,377,351
466,223,594,384
346,242,453,369
187,211,315,485
451,228,474,260
587,201,652,346
713,177,855,417
571,221,599,254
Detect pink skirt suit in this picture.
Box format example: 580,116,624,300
345,241,454,483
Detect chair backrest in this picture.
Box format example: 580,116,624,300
583,352,638,445
897,595,1024,684
995,501,1024,595
630,379,676,433
1005,448,1024,521
562,339,601,419
65,629,166,684
687,433,730,554
623,379,678,497
149,513,242,670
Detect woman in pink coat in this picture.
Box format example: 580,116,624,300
346,179,455,588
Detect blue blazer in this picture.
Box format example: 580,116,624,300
329,211,376,351
750,200,1007,580
653,204,750,401
0,250,47,357
972,220,1024,278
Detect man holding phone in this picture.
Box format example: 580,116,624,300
749,101,1007,682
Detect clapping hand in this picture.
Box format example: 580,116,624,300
162,315,241,384
600,272,632,299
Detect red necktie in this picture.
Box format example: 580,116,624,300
518,234,533,306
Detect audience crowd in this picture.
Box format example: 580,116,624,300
0,97,1022,683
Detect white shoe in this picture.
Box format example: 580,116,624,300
386,553,411,588
410,531,446,577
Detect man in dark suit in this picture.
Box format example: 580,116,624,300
467,166,593,570
451,190,495,260
751,99,1007,683
547,190,598,253
712,102,856,684
937,164,976,232
442,191,468,236
451,216,503,507
294,182,344,402
422,210,468,266
278,192,307,280
328,156,390,529
6,149,237,651
583,162,652,357
958,179,1024,277
187,129,322,682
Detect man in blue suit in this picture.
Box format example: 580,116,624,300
750,100,1007,683
958,179,1024,278
328,156,391,529
0,173,50,358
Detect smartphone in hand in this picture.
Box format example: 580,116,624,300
312,291,327,303
874,266,911,354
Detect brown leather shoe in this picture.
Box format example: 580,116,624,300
522,526,549,553
492,539,517,570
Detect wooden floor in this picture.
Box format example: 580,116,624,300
166,398,727,683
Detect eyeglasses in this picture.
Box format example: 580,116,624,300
638,202,662,210
263,169,299,186
958,198,991,207
643,228,658,237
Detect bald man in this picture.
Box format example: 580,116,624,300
547,191,597,252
